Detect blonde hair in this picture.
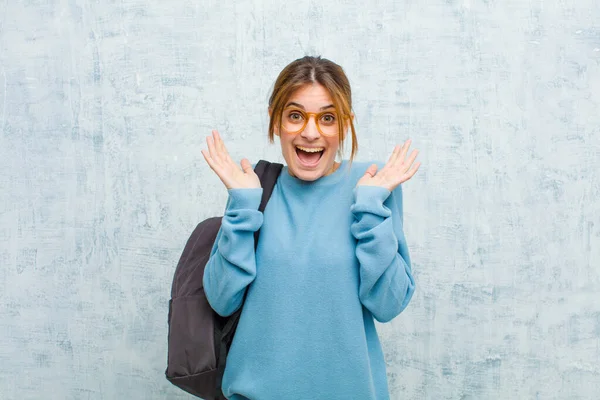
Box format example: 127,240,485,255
268,56,358,161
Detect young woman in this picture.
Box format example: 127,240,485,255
201,56,420,400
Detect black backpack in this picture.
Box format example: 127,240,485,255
166,160,283,400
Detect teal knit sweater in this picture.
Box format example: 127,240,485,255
203,160,415,400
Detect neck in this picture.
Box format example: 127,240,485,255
325,161,341,176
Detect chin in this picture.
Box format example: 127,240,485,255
289,166,326,181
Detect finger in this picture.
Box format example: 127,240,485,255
363,163,378,178
387,144,402,166
211,130,225,157
401,161,421,182
207,135,221,164
214,130,229,158
397,139,412,164
401,149,419,171
240,158,254,174
213,130,236,168
201,149,215,169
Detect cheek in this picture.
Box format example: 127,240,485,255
279,134,295,159
325,136,340,154
280,133,294,149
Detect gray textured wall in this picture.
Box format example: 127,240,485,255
1,1,599,399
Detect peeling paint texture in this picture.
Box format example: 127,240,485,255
1,1,599,399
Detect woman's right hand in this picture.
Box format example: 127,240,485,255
201,130,261,189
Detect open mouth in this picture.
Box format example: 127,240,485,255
295,145,324,167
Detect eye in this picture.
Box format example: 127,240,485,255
287,110,305,123
320,113,337,125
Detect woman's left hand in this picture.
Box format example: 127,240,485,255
357,139,421,191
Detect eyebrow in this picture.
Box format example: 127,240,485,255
285,102,335,111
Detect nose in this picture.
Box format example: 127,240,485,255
300,115,321,140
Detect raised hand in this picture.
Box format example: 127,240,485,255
357,139,421,191
201,130,261,190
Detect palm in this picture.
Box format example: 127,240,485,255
201,130,261,189
357,139,421,191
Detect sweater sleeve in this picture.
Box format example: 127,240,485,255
350,184,415,323
203,188,263,317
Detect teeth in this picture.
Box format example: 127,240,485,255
296,146,324,153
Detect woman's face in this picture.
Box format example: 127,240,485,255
272,84,347,181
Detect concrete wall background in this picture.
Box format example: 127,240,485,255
1,1,599,399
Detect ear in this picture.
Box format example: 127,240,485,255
341,112,354,139
269,108,281,136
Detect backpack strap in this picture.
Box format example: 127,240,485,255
254,159,284,213
253,160,283,245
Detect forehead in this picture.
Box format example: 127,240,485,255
286,84,333,107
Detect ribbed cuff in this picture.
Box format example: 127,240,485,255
227,188,263,211
352,186,392,216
